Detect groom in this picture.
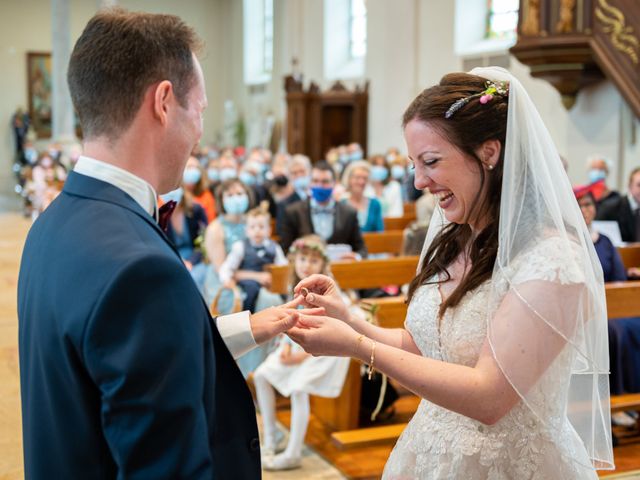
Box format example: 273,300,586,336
18,9,303,479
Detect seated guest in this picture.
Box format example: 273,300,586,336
586,155,620,211
219,207,287,313
576,185,640,426
596,167,640,243
183,155,216,222
278,161,367,260
255,235,358,471
366,154,404,217
276,154,311,233
218,151,240,182
341,160,384,232
205,156,220,195
240,156,277,217
162,186,209,292
203,179,254,309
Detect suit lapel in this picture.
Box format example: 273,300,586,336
63,171,183,259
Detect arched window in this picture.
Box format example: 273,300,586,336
349,0,367,59
243,0,274,85
486,0,519,39
324,0,366,79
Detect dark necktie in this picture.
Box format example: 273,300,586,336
158,201,177,232
634,208,640,242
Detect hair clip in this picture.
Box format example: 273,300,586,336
445,80,509,119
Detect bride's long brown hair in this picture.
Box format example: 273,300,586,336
404,73,508,316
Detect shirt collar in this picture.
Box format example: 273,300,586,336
628,193,639,212
310,197,335,211
74,155,158,220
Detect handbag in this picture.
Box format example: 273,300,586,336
209,286,243,316
358,300,399,423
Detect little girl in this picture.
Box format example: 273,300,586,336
254,235,357,471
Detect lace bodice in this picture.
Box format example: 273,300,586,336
383,237,597,479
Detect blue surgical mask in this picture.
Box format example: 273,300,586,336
311,186,333,203
25,148,37,164
223,193,249,215
183,168,201,185
292,175,310,191
339,154,350,164
349,151,363,162
239,171,257,186
207,168,220,182
370,166,389,182
219,168,238,181
161,187,183,204
391,165,406,180
386,154,396,163
588,169,606,183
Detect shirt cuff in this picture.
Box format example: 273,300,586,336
215,310,257,359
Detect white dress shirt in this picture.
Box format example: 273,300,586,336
74,155,257,359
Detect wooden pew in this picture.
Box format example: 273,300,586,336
330,281,640,449
363,231,405,255
618,243,640,270
383,214,416,231
403,203,416,216
266,256,419,295
263,257,418,431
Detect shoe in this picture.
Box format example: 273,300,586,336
612,411,636,427
260,429,286,460
262,453,302,471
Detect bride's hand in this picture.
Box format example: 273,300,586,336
293,274,350,323
287,313,359,358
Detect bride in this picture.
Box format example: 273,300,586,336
288,67,614,479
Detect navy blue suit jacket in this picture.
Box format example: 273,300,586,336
18,172,260,479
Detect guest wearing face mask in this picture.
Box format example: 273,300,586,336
218,152,240,182
240,159,277,217
29,152,68,219
278,161,367,260
206,157,221,195
203,179,255,310
276,154,312,233
161,186,209,292
586,155,620,212
341,160,384,233
183,155,216,222
365,154,404,217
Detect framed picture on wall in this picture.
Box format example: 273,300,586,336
27,52,52,139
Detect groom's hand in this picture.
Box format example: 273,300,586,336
249,297,324,344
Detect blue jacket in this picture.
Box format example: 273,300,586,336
18,172,260,479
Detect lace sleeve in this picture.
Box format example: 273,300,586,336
508,236,585,286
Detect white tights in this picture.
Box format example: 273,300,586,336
254,369,310,459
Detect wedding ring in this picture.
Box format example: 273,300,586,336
301,287,309,298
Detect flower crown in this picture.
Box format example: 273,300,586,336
289,239,330,262
444,80,509,119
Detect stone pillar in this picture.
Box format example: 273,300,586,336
98,0,118,8
51,0,75,143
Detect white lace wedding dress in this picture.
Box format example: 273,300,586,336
383,238,599,479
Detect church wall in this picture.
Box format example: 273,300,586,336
0,0,637,200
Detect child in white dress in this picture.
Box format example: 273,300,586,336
254,235,354,471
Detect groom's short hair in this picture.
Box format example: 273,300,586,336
67,8,202,141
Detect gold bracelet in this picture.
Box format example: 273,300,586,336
367,340,376,380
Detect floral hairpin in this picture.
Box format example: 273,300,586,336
289,239,329,261
444,80,509,119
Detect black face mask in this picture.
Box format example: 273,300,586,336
273,175,288,187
